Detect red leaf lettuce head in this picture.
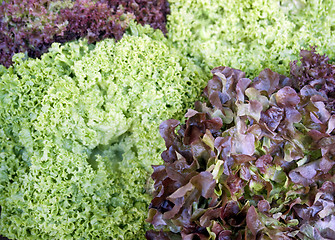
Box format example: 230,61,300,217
147,48,335,239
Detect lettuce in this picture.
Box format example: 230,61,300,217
290,46,335,115
0,0,170,67
146,49,335,239
167,0,335,77
0,24,207,239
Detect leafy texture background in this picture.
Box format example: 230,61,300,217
0,0,335,239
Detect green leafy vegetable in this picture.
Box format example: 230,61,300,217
0,23,207,239
167,0,335,77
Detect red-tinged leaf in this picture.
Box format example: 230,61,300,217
204,117,223,133
214,136,232,159
246,206,265,236
184,112,207,145
210,66,246,102
217,230,232,240
255,155,273,174
275,86,300,108
152,164,167,188
165,157,198,185
185,109,199,118
190,171,216,199
258,200,271,213
233,132,255,156
327,115,335,134
190,140,212,165
232,154,256,164
261,106,284,131
161,146,178,164
251,68,280,95
147,209,167,228
199,208,222,227
315,215,335,239
319,157,334,173
318,136,335,156
168,182,194,200
236,77,252,102
146,230,180,240
285,107,302,123
282,197,302,216
209,91,227,110
206,72,224,97
279,74,293,88
211,222,225,235
226,174,245,196
181,232,209,240
300,85,326,99
160,119,180,148
313,101,331,124
319,181,335,195
308,130,328,142
249,100,263,122
163,197,184,220
289,161,318,186
151,177,181,208
221,201,240,220
239,164,251,181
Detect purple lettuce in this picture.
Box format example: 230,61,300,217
290,46,335,114
0,0,170,67
147,49,335,239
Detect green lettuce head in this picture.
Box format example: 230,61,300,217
0,23,207,239
167,0,335,77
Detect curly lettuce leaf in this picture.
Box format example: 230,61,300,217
0,23,207,239
167,0,335,78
